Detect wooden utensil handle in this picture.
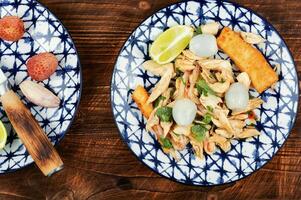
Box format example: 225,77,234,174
1,90,63,176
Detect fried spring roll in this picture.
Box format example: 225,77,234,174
132,85,153,118
217,27,278,93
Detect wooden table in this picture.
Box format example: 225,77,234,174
0,0,300,199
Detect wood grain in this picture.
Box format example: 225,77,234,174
0,0,300,199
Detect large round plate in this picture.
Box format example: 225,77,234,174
111,0,299,186
0,0,81,173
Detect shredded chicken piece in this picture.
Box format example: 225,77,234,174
212,118,223,128
147,66,174,104
142,60,174,77
173,125,192,136
200,94,222,109
198,59,232,71
237,128,261,139
240,31,265,44
193,88,199,96
221,69,235,83
229,119,245,137
197,104,207,116
161,121,173,138
182,50,205,61
173,72,189,99
214,109,234,133
210,134,231,152
215,129,232,139
152,125,164,140
209,81,230,94
201,69,216,84
190,139,204,159
167,100,176,108
188,65,200,104
170,132,189,151
229,114,248,120
175,57,195,72
201,22,220,35
161,88,173,106
215,72,223,82
220,106,230,116
146,108,159,131
232,98,264,115
198,59,234,84
203,140,216,155
230,120,246,129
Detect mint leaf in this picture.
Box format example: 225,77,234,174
202,113,212,124
196,79,216,96
160,137,173,149
154,96,166,108
191,124,207,142
206,106,214,113
156,107,173,122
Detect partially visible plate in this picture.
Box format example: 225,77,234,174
0,0,81,173
111,0,299,186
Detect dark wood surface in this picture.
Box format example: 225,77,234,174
0,0,300,199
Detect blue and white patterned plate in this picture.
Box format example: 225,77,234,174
0,0,81,173
111,0,299,186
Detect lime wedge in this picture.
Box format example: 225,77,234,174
150,25,194,64
0,121,7,149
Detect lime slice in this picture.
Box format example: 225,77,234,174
0,121,7,149
150,25,194,64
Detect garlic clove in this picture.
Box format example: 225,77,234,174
20,80,60,108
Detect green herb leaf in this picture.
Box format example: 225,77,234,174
195,26,203,35
196,79,216,96
191,124,207,142
220,78,226,83
202,113,212,124
160,137,173,149
206,106,214,113
156,106,173,122
154,96,166,108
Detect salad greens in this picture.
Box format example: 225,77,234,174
196,79,216,96
191,124,207,142
156,106,173,122
160,136,173,149
154,96,166,108
202,113,212,124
